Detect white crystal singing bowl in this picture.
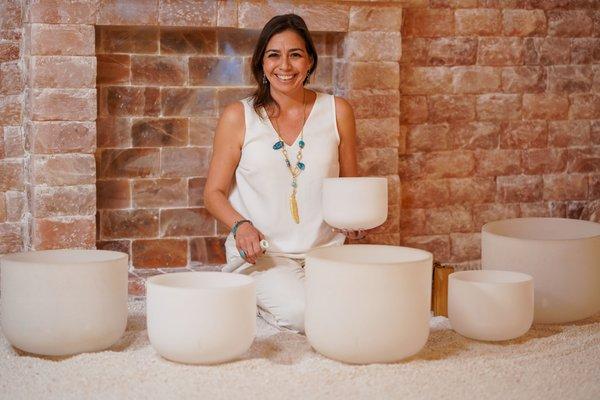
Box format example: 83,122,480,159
0,250,128,356
482,218,600,324
305,245,433,364
146,272,256,365
448,270,534,341
322,177,388,230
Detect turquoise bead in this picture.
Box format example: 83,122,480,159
297,162,305,170
299,140,305,149
272,140,284,150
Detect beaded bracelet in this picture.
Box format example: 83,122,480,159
231,219,253,238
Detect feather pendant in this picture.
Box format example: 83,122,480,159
290,193,300,224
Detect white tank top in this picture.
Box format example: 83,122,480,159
227,91,345,257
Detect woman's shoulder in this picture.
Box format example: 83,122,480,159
332,95,354,119
220,100,246,123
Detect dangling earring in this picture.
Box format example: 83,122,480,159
304,71,311,85
263,73,268,85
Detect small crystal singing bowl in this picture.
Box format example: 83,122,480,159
146,271,256,365
448,270,534,341
322,177,388,230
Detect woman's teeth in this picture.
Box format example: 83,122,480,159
276,74,294,81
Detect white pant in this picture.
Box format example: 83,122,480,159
224,234,306,333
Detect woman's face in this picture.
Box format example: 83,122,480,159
262,29,312,95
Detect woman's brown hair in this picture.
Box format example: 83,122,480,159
250,14,318,117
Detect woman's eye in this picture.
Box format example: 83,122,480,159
291,53,301,58
267,54,278,58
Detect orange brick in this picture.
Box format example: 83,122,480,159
0,95,22,125
29,0,98,24
519,202,566,218
401,179,450,208
547,65,593,94
501,120,547,149
0,62,24,95
190,237,227,264
160,207,215,237
132,178,187,208
478,38,524,66
217,0,237,28
452,66,501,94
503,9,547,36
294,2,349,32
424,205,473,235
448,177,496,205
547,10,593,37
99,148,160,179
449,122,499,150
338,62,399,90
476,94,521,121
455,9,501,36
497,175,542,203
522,93,569,119
349,5,402,32
401,67,453,95
404,8,454,37
449,233,481,263
131,56,187,86
30,24,94,56
428,37,477,66
237,1,294,30
343,32,401,61
524,38,570,66
347,89,399,119
422,151,476,179
357,148,398,176
0,222,23,253
407,124,449,153
97,179,131,210
161,147,210,178
0,160,24,191
400,96,428,124
31,185,95,218
475,149,522,177
569,93,600,119
28,121,96,154
158,0,216,26
98,0,158,25
543,174,588,201
101,209,159,240
549,120,591,148
132,239,187,268
428,95,475,122
566,148,600,174
523,148,567,175
32,154,95,186
30,56,96,89
30,89,96,121
32,216,95,250
501,66,546,93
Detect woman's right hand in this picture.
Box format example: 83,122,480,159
235,223,265,264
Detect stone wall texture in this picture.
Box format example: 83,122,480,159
400,0,600,269
0,0,26,254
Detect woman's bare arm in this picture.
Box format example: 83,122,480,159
204,102,263,263
335,96,358,177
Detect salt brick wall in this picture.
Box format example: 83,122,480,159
399,0,600,269
0,0,26,254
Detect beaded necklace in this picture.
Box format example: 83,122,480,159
271,90,307,224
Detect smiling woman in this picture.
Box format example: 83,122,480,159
203,14,360,334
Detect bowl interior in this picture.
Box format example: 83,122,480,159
483,218,600,241
148,271,253,290
451,270,532,285
308,245,431,265
1,249,127,264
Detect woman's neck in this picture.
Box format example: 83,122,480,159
269,87,307,115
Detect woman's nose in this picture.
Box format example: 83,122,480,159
279,56,291,69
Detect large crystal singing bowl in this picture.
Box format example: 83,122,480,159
0,249,128,356
305,245,433,364
448,270,534,341
482,218,600,324
146,272,256,365
322,177,388,230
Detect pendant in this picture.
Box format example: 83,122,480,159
290,193,300,224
